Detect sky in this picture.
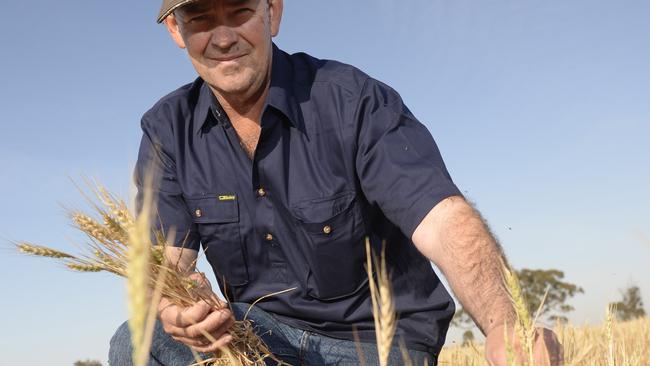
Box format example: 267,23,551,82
0,0,648,364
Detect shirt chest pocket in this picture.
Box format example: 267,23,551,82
185,195,249,287
291,191,367,300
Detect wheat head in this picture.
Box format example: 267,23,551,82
365,238,397,366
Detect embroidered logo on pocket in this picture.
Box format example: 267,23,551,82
218,195,236,201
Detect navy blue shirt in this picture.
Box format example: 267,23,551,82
135,44,462,355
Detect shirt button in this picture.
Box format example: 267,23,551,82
265,233,274,242
323,225,332,235
257,188,267,198
194,209,203,218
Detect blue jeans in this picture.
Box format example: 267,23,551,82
109,303,437,365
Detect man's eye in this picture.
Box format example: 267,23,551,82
232,8,254,22
235,8,254,15
187,15,209,23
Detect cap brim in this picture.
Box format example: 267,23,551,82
157,0,199,23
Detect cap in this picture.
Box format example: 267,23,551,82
157,0,198,23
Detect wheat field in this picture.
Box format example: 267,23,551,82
438,316,650,366
368,244,650,366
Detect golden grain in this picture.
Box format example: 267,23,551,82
16,243,76,259
66,263,105,272
502,259,536,365
605,304,616,366
17,182,279,366
439,316,650,366
127,181,153,366
72,213,109,241
365,238,396,366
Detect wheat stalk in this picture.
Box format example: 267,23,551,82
127,176,154,366
66,263,105,272
103,212,129,242
96,184,134,230
606,303,616,366
398,339,414,366
365,238,396,366
72,213,110,242
16,242,75,259
504,319,516,366
501,259,536,366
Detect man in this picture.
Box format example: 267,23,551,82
109,0,563,365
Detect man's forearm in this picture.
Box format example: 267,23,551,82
165,247,199,274
412,196,516,336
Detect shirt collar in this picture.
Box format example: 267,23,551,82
193,43,304,135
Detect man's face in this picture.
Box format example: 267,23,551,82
165,0,283,99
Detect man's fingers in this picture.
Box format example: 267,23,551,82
189,308,235,338
158,296,175,313
158,298,186,330
485,325,563,366
535,328,564,366
162,307,234,339
190,333,234,354
178,301,214,326
205,311,236,340
527,328,563,366
171,334,212,348
160,300,213,328
170,318,234,350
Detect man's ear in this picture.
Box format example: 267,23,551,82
268,0,283,37
164,14,187,49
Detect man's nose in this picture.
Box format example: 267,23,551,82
209,25,238,51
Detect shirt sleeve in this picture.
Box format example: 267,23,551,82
355,78,463,238
133,115,201,251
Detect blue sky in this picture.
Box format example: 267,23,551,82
1,0,648,364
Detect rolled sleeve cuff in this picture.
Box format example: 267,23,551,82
400,185,464,239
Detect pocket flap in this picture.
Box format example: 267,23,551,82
185,195,239,224
291,191,356,223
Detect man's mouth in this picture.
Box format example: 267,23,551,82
209,54,246,62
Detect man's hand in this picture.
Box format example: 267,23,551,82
485,325,564,366
412,196,563,365
157,273,235,353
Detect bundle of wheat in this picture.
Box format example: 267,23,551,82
16,183,282,366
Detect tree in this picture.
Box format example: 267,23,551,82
73,360,102,366
610,286,646,321
451,267,583,334
461,330,475,346
517,268,584,323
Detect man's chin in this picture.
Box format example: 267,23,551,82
207,81,253,97
205,72,258,95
